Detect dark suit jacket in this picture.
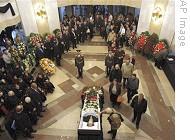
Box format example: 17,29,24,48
131,96,147,113
109,69,122,83
75,55,84,68
105,55,114,67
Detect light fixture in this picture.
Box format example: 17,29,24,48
36,3,47,20
152,7,162,23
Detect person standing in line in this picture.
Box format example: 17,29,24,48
114,47,125,68
105,51,114,78
107,30,116,46
75,50,84,79
126,73,139,103
121,58,134,89
70,28,77,49
109,64,122,83
54,38,61,66
130,93,147,129
109,79,121,108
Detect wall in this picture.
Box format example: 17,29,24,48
0,0,21,32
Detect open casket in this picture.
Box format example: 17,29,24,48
78,86,104,140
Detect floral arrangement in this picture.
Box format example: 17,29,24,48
153,41,166,54
135,31,150,51
9,47,19,63
17,42,27,57
143,33,159,58
44,33,56,43
83,86,103,113
28,33,43,47
40,58,56,74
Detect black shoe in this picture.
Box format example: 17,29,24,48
38,114,43,117
31,129,37,133
132,118,135,123
27,134,34,138
0,129,5,133
107,130,112,134
136,125,139,129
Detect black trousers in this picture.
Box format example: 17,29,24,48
110,129,117,139
133,110,143,127
77,67,83,78
127,89,138,103
72,40,77,49
106,66,112,77
122,77,129,88
55,55,61,66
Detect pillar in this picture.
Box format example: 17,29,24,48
149,0,169,35
159,0,175,48
16,0,60,36
137,0,156,35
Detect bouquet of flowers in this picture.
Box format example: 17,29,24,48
143,33,159,58
17,42,27,58
28,33,43,47
9,47,19,63
153,41,166,54
40,58,56,75
135,31,150,51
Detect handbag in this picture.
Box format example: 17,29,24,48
117,95,124,103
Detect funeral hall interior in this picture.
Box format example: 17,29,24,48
0,0,175,140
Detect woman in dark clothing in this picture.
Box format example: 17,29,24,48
109,79,121,107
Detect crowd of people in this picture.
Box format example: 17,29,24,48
0,53,55,139
0,11,145,140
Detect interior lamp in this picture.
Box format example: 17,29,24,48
36,4,47,20
152,7,162,23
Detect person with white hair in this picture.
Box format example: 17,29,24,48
6,90,19,110
13,105,36,138
130,93,147,129
23,97,38,125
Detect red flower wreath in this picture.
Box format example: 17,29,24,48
153,42,166,54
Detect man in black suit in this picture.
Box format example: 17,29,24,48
35,43,45,66
105,51,114,77
70,28,77,49
75,50,84,79
65,31,71,52
131,94,147,129
54,38,61,66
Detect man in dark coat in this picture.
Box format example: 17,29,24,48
27,83,43,117
127,73,139,103
57,33,65,54
109,64,122,83
70,28,77,49
13,105,36,138
75,50,84,79
35,43,45,66
131,94,147,129
105,51,114,77
114,47,125,68
65,31,71,52
23,97,38,125
54,38,61,66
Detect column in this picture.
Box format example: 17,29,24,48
16,0,38,36
44,0,61,33
149,0,169,35
32,0,50,34
159,0,175,47
137,0,156,35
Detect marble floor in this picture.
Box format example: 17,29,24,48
0,36,175,140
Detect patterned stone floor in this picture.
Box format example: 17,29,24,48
0,36,175,140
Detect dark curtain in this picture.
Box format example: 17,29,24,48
0,3,15,16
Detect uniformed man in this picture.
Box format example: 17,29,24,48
75,50,84,79
105,51,114,77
